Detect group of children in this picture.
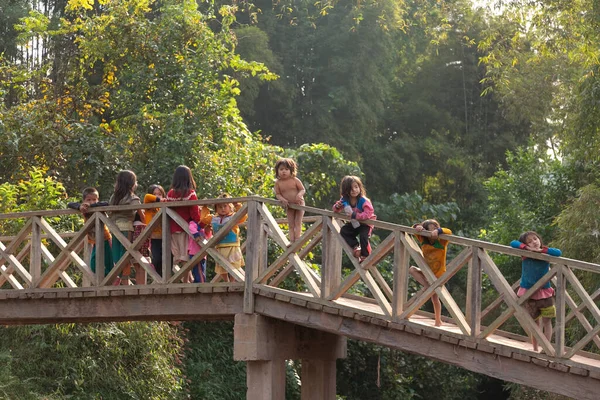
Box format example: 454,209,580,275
69,166,246,285
70,158,561,352
277,158,562,351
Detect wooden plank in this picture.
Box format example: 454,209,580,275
0,265,24,289
98,213,161,285
560,287,600,351
0,242,29,289
36,216,93,287
478,249,554,356
161,209,171,281
40,242,82,288
371,267,393,303
325,226,392,303
555,265,566,357
563,267,600,325
257,219,322,284
166,207,192,235
258,203,320,297
0,240,32,286
269,230,322,288
565,288,600,325
321,216,342,299
168,205,248,284
30,217,42,287
480,279,520,321
244,201,260,313
392,232,409,319
399,247,472,322
400,233,472,335
468,247,482,337
95,213,105,286
0,219,34,286
479,264,559,339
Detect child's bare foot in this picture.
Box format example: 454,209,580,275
434,319,442,327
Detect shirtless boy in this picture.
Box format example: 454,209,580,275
274,158,306,242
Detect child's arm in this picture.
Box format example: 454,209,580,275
189,192,201,223
67,202,83,211
543,247,562,257
144,194,162,203
200,206,213,226
234,203,249,224
294,178,306,204
89,201,109,207
333,198,344,212
274,180,289,208
510,240,526,250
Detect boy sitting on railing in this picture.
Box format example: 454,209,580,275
67,187,114,277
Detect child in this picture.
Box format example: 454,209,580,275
109,170,143,285
144,184,167,277
167,165,201,283
409,219,452,327
274,158,306,242
201,194,248,282
332,175,376,262
188,221,208,283
67,187,114,277
511,231,562,352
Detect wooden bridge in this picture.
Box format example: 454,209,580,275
1,196,600,399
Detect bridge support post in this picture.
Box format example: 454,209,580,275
234,313,346,400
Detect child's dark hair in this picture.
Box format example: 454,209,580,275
110,170,137,205
275,158,297,178
215,193,234,213
170,165,196,198
421,219,441,231
340,175,366,198
147,184,166,197
519,231,543,246
82,187,99,201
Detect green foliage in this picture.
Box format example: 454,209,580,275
183,321,300,399
0,168,77,235
0,0,276,196
0,322,186,399
287,143,362,208
482,146,572,247
554,184,600,263
375,191,459,228
337,340,481,400
0,351,46,400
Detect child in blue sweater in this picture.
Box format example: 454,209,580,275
510,231,562,352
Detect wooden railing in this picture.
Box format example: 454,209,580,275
1,196,600,361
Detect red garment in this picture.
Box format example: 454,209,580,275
166,189,201,233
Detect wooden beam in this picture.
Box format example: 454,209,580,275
467,247,482,337
400,233,471,335
478,250,555,356
258,203,321,297
392,232,409,319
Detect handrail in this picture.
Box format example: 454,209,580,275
1,196,600,361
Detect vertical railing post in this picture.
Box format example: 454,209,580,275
95,212,105,287
392,230,409,320
321,215,341,299
244,199,261,313
466,246,482,337
30,216,42,288
555,264,566,357
162,205,171,282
